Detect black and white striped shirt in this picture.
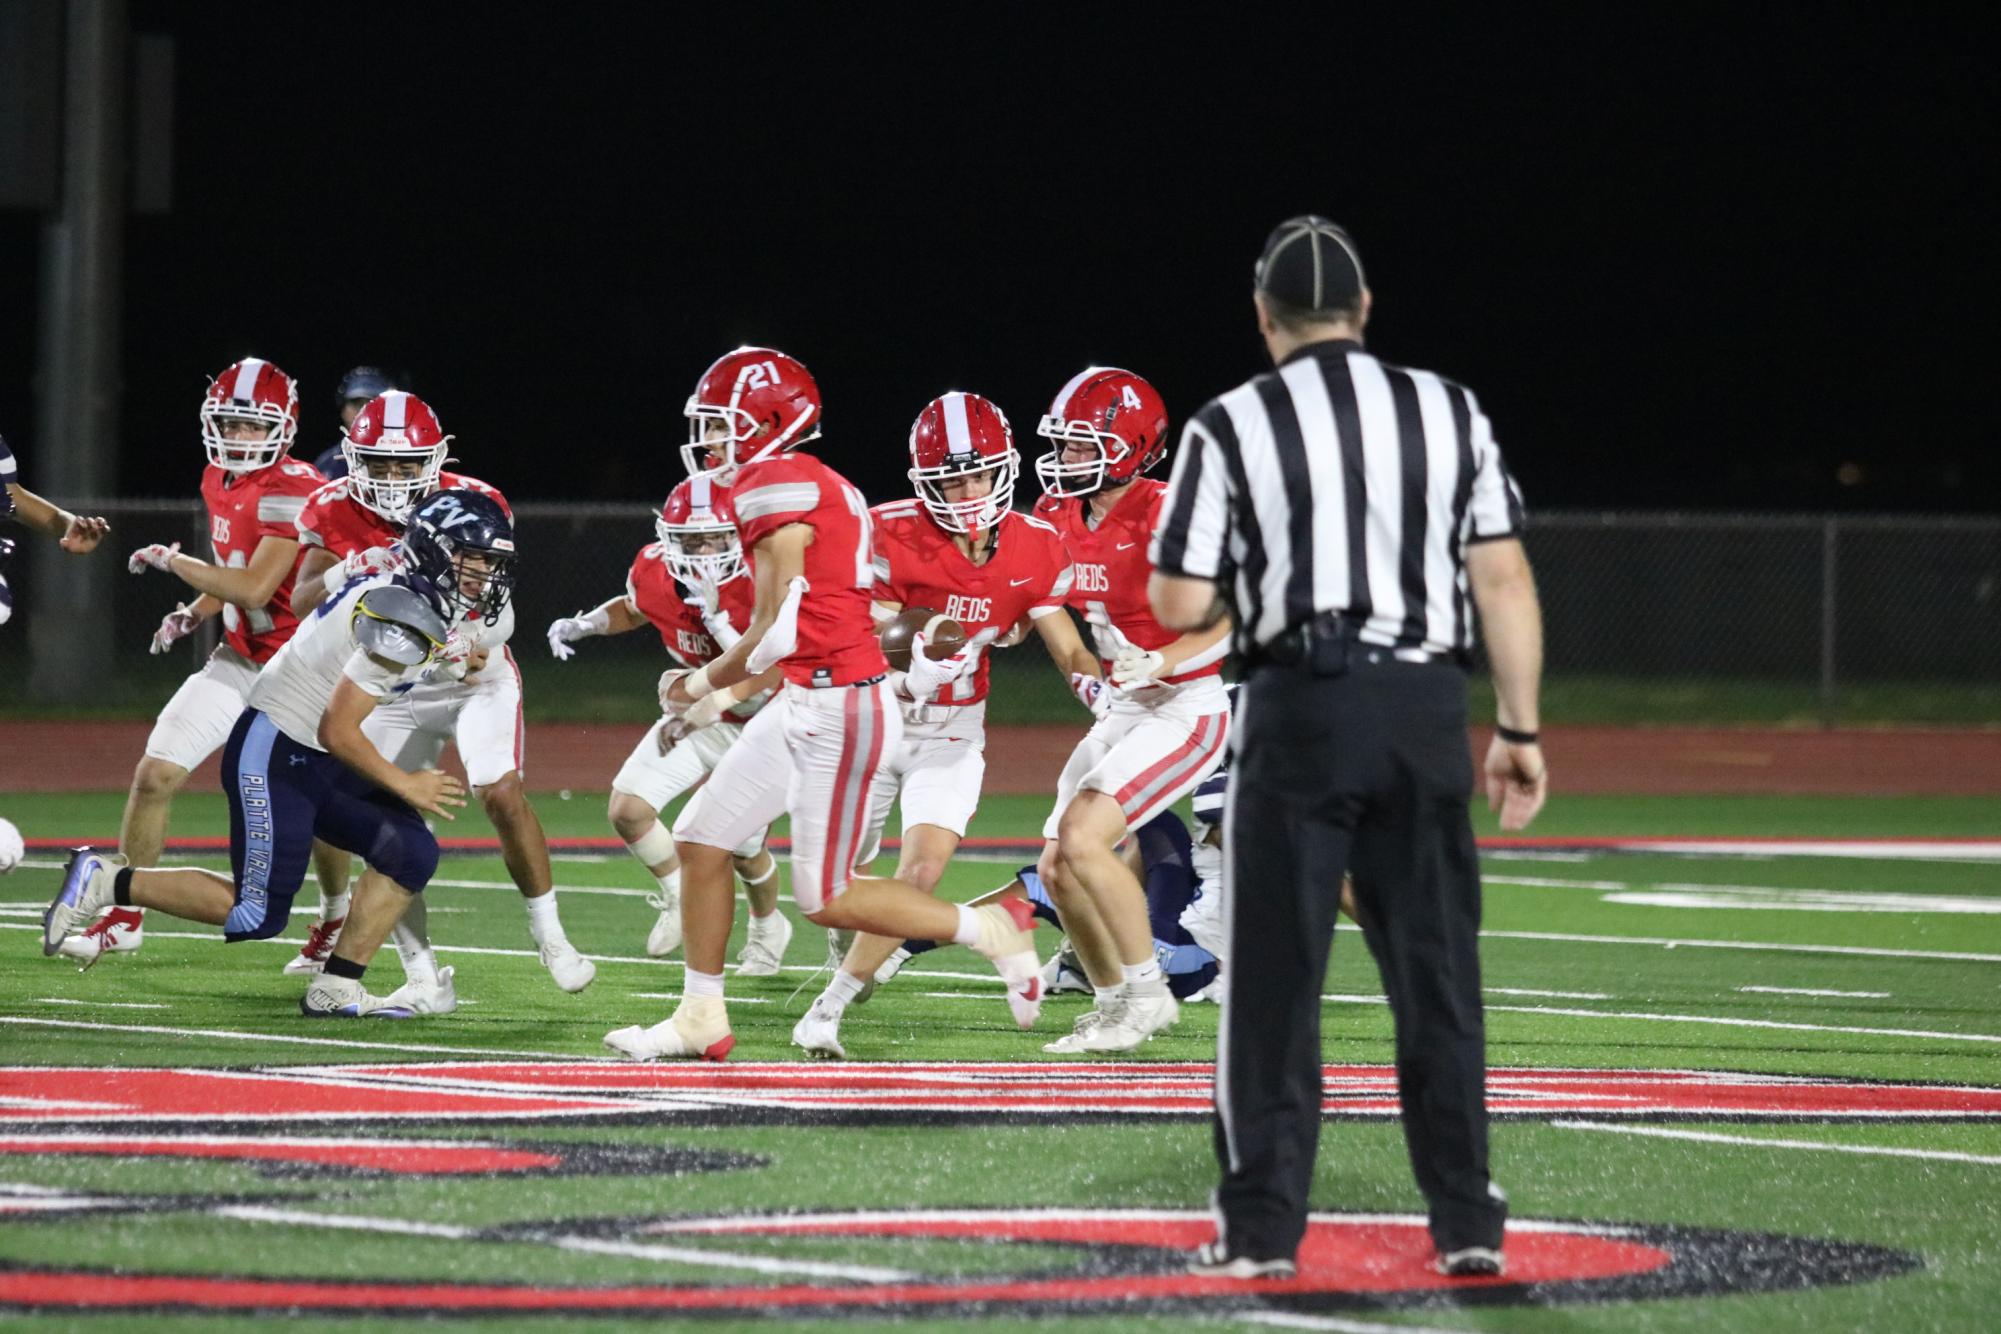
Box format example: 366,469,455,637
1151,338,1523,657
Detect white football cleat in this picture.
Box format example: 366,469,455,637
301,974,415,1019
1042,1005,1112,1055
644,890,682,958
57,907,146,970
969,898,1042,1029
872,946,913,987
1040,938,1091,996
1184,977,1224,1004
380,965,458,1016
790,996,847,1059
604,997,734,1061
540,941,596,993
282,915,346,975
42,849,122,956
735,910,793,977
1069,989,1180,1053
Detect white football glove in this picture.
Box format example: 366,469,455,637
679,688,732,732
657,668,692,716
1110,645,1167,691
684,573,722,614
546,607,610,661
421,626,474,684
149,603,202,655
902,630,973,703
126,542,180,575
1070,672,1112,719
323,544,407,598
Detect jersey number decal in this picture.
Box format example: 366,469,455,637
213,544,276,636
739,360,784,391
838,480,875,590
1120,385,1144,410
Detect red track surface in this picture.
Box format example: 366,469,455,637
5,720,1999,795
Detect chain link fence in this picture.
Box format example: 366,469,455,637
4,503,1998,725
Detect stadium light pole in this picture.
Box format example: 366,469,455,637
28,0,127,703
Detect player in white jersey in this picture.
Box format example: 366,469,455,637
41,489,512,1016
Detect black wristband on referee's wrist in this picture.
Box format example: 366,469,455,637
1496,724,1539,745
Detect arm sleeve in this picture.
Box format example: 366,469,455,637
1150,408,1235,579
477,600,516,650
1461,393,1526,544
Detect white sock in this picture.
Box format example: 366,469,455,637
749,906,778,931
822,970,865,1011
524,891,567,948
1123,958,1164,989
1094,984,1123,1011
392,903,440,987
654,867,682,899
321,891,351,924
952,903,982,946
684,967,726,1000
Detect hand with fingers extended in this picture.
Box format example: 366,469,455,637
149,603,203,655
902,630,973,703
402,767,468,820
1484,733,1547,831
546,607,610,660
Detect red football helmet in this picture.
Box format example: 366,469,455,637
342,390,452,523
907,391,1018,535
1034,367,1170,497
655,474,746,586
681,346,822,480
200,358,299,473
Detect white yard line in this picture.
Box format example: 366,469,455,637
1553,1119,2001,1166
1229,1313,1471,1334
1739,985,1892,999
209,1203,921,1283
35,998,168,1010
0,1015,597,1061
1487,988,1612,1000
1483,928,2001,964
629,992,771,1005
1314,995,2001,1046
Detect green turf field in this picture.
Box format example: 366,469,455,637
1,792,1998,1330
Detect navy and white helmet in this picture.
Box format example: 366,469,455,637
335,365,397,408
400,488,516,622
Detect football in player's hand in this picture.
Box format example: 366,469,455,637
879,607,968,672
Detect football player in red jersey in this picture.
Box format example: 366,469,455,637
83,361,325,966
603,349,1041,1062
1030,367,1234,1054
545,475,789,971
283,391,591,1006
791,391,1097,1058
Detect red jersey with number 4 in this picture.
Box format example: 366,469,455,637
295,471,511,558
199,457,325,664
869,501,1073,706
730,451,887,687
625,543,758,669
1034,478,1219,685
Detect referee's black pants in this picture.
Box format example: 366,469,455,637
1211,653,1504,1260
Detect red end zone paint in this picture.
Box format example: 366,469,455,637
6,1063,2000,1125
0,1135,559,1175
0,1211,1670,1314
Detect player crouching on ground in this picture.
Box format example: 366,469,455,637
41,489,511,1017
287,392,591,1007
545,475,788,971
76,361,324,966
1031,368,1233,1055
792,391,1091,1058
603,347,1040,1062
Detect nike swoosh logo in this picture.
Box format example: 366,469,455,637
1010,577,1033,586
1115,541,1137,550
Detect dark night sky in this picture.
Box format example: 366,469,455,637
2,6,1994,513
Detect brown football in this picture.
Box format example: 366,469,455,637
879,606,968,672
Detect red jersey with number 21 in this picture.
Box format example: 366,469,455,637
200,457,325,664
730,451,887,687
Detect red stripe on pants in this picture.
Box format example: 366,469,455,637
1114,712,1225,816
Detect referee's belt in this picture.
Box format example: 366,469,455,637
1255,613,1463,674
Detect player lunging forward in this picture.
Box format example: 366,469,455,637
604,347,1040,1061
82,361,325,965
43,490,513,1017
288,391,589,1006
792,390,1086,1058
1032,367,1233,1054
546,475,789,971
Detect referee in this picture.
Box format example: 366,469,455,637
1149,216,1549,1280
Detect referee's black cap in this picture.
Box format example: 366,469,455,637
1254,216,1366,311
